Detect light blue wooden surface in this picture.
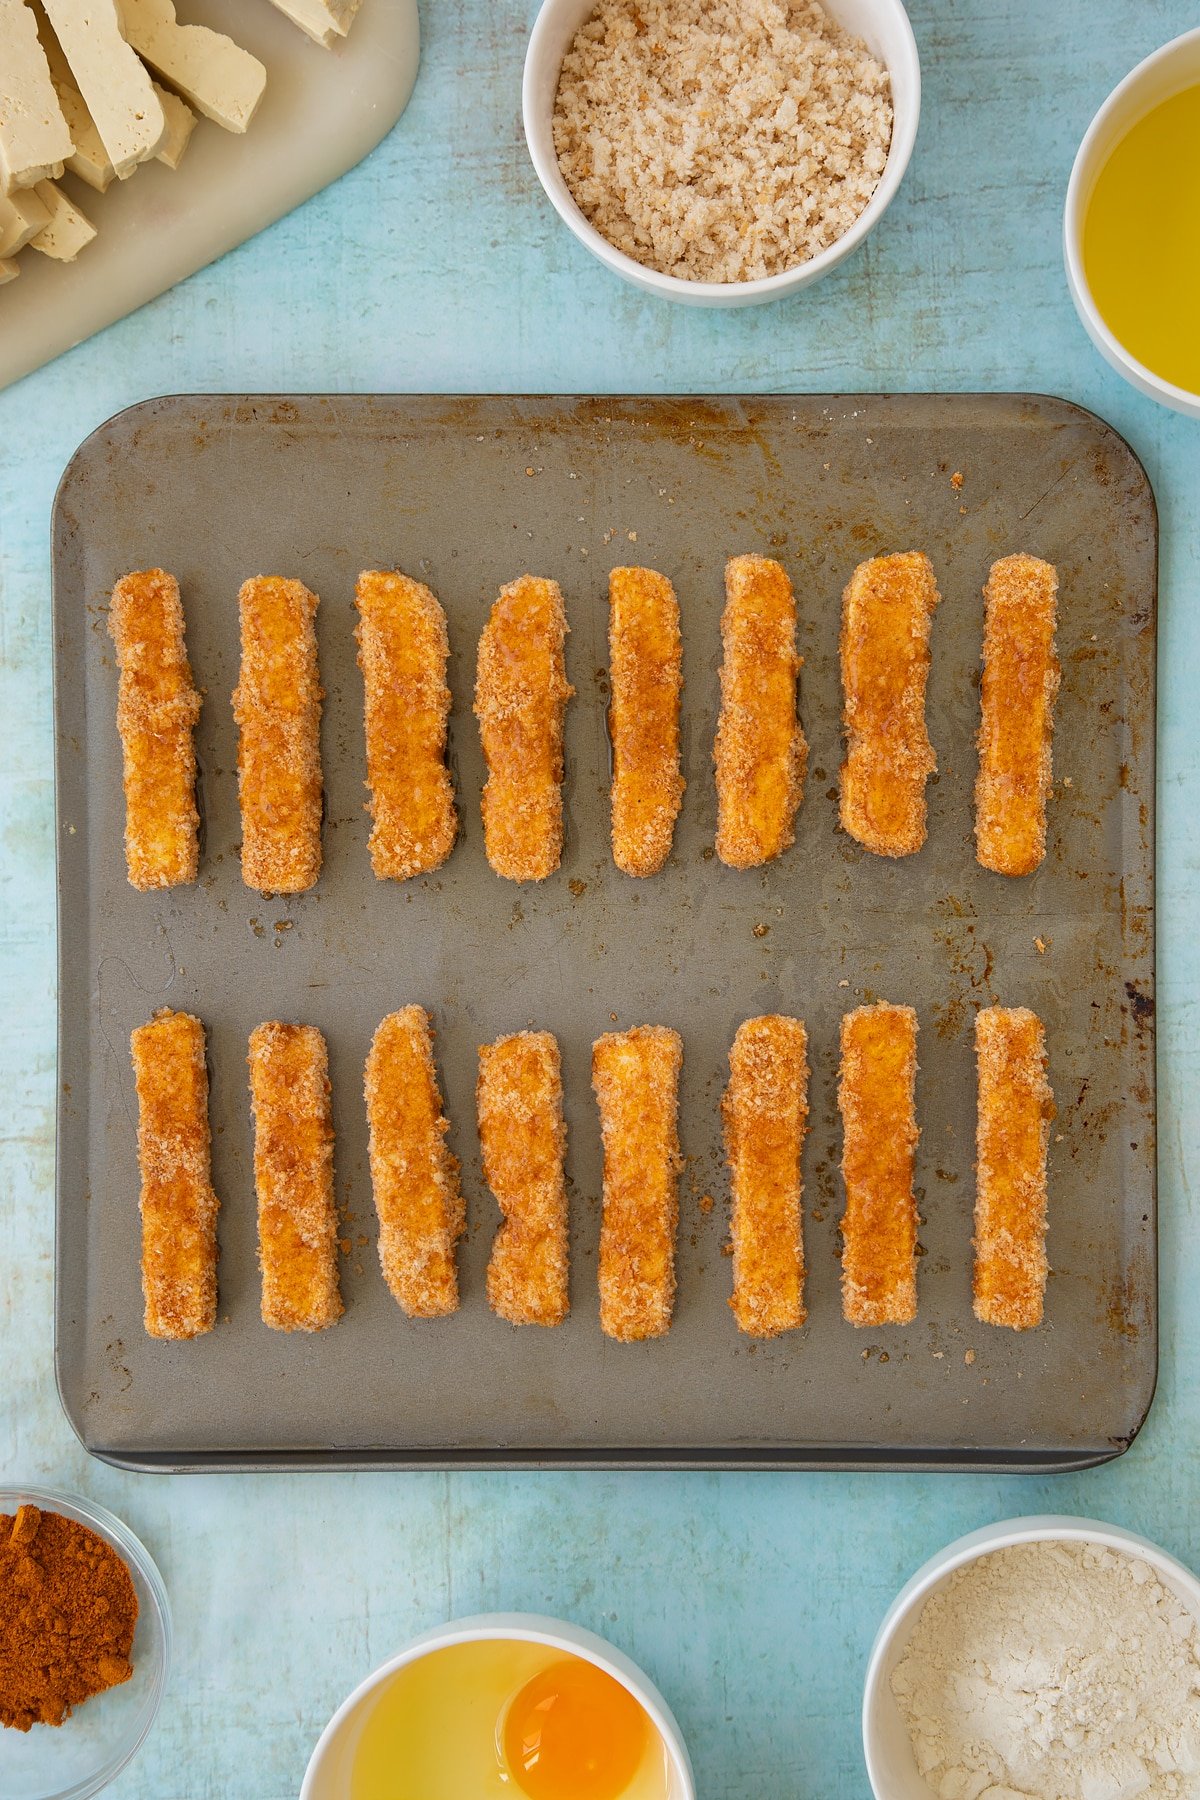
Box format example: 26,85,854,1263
2,3,1197,1796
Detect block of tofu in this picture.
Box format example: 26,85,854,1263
119,0,266,134
0,184,51,255
0,254,18,283
35,15,117,193
0,0,72,193
152,80,194,169
267,0,362,48
40,0,167,177
28,178,94,260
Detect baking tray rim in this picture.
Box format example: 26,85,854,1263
50,389,1159,1476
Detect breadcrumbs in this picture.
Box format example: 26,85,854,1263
553,0,893,284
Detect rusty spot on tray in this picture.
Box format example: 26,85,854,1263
1124,981,1153,1025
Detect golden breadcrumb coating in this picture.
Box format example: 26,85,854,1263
248,1021,342,1332
975,554,1060,877
474,574,573,881
593,1024,683,1342
108,568,201,890
608,566,685,877
714,554,806,868
364,1006,463,1319
723,1014,809,1338
478,1031,569,1327
839,1002,919,1326
131,1008,218,1339
233,576,324,893
840,551,940,857
974,1005,1054,1329
355,570,457,880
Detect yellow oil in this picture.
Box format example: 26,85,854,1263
1082,82,1200,394
347,1639,674,1800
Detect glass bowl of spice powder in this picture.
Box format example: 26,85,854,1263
0,1490,170,1799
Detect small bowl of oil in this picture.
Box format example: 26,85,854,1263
1065,27,1200,416
300,1613,695,1800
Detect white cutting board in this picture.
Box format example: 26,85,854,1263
0,0,420,391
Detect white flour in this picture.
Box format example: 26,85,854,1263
891,1541,1200,1800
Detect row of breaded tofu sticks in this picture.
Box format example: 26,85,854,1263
109,548,1059,893
132,997,1053,1346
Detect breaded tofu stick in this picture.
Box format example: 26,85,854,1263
108,568,201,890
840,552,940,857
839,1003,919,1326
974,1006,1054,1329
364,1006,463,1319
131,1008,218,1339
723,1014,809,1338
608,566,685,876
975,554,1060,877
714,554,806,868
233,576,323,893
479,1031,569,1327
593,1025,683,1342
355,570,457,880
475,575,573,881
248,1021,342,1332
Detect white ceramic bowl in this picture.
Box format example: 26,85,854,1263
862,1514,1200,1800
301,1612,696,1799
0,1489,171,1800
1064,28,1200,417
522,0,921,306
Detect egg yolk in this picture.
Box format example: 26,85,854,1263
503,1658,649,1800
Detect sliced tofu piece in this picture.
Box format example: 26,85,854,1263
0,254,19,283
40,0,167,177
151,79,194,169
0,0,72,194
34,7,118,192
0,182,51,254
119,0,266,134
266,0,361,48
28,175,95,259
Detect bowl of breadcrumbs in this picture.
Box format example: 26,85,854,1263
523,0,920,305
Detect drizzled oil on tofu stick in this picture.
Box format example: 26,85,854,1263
40,0,167,178
0,0,72,192
975,554,1060,877
108,568,201,891
839,1003,920,1326
714,553,806,869
233,576,323,894
355,570,457,881
593,1025,683,1343
723,1014,809,1338
608,566,685,877
840,551,940,857
249,1022,342,1333
974,1006,1054,1329
131,1008,218,1340
475,575,573,882
479,1031,569,1328
365,1006,463,1319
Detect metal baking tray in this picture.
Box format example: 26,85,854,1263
53,393,1157,1472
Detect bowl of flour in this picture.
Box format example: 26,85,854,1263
862,1517,1200,1800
